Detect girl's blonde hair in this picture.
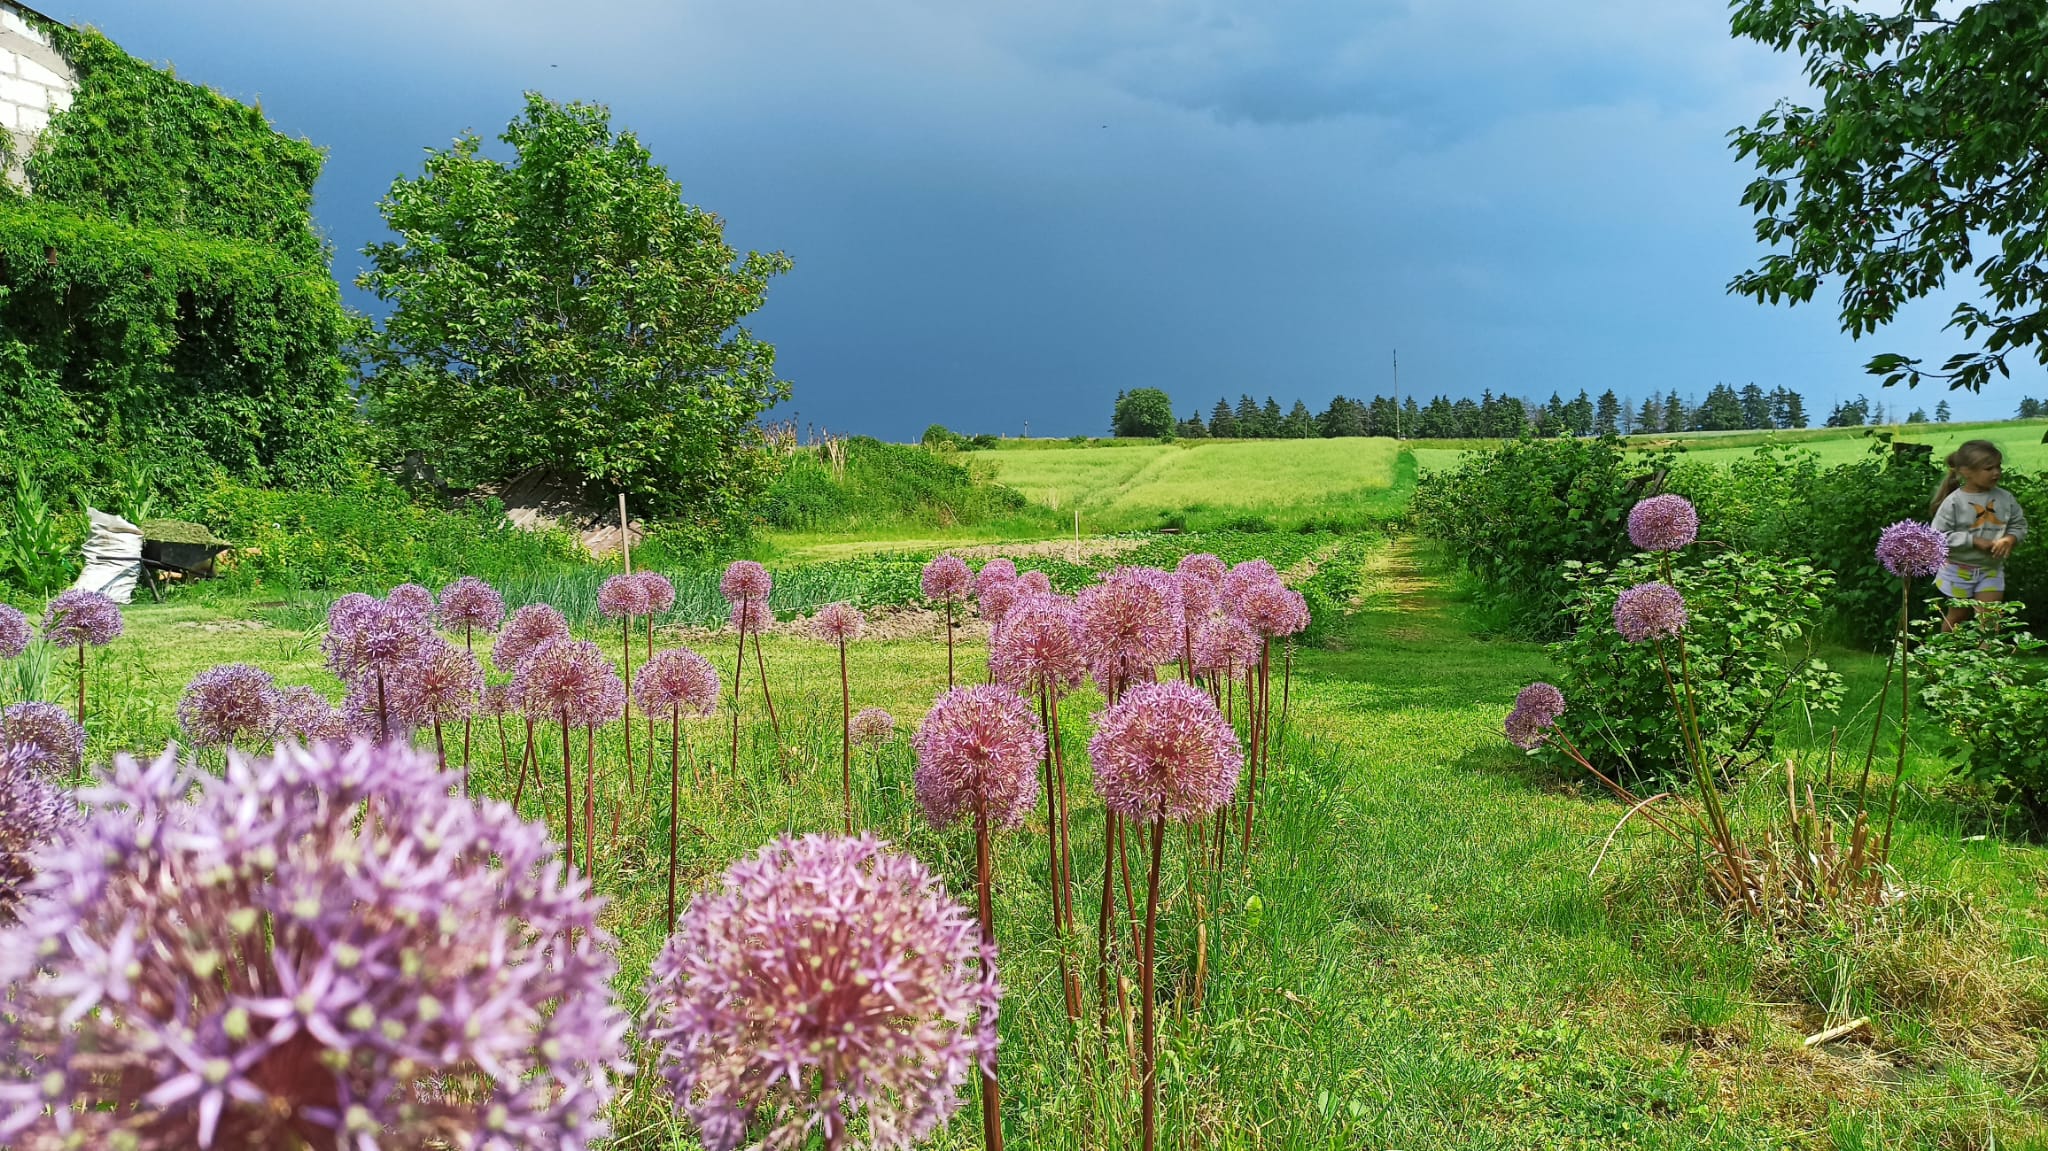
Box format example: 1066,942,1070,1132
1931,439,2003,517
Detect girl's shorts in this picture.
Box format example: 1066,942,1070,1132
1936,562,2005,598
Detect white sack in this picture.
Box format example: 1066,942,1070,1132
72,507,143,604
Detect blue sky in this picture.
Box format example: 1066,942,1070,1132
41,0,2042,437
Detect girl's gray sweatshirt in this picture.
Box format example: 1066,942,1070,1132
1932,485,2029,567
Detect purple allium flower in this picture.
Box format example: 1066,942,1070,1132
729,597,772,635
921,554,972,604
1177,571,1220,625
973,559,1018,598
396,639,486,723
0,604,31,661
515,640,627,728
636,571,677,615
1503,708,1547,750
0,745,73,926
643,833,998,1151
809,602,866,644
976,577,1024,626
849,708,896,748
385,582,438,627
990,594,1086,694
1877,519,1949,579
635,649,722,718
1191,615,1262,678
1220,560,1280,615
1016,570,1051,597
1076,567,1184,695
1176,553,1227,586
323,595,429,682
493,603,571,672
40,589,122,649
0,701,85,774
1627,494,1699,552
1236,581,1308,638
1515,682,1567,727
274,686,350,744
437,576,508,634
176,663,282,747
719,561,772,604
599,573,652,620
1088,680,1241,822
912,685,1042,832
342,675,422,742
478,682,517,719
1613,581,1688,644
0,740,627,1150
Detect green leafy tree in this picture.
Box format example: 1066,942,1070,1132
1730,0,2048,393
358,93,791,532
1112,388,1175,437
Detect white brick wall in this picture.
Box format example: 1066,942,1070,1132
0,1,75,189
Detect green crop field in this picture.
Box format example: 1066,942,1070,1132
1407,419,2048,478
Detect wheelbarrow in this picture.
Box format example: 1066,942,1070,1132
137,519,232,602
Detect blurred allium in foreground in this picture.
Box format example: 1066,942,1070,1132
494,603,572,672
40,588,122,648
1877,520,1949,579
912,685,1041,831
1504,682,1566,750
636,649,722,718
636,571,678,615
437,576,508,634
850,708,896,747
0,740,626,1149
921,554,972,603
1088,681,1241,822
1613,582,1688,644
720,560,772,604
599,574,652,620
1627,494,1699,553
274,686,350,744
0,745,73,926
990,595,1085,694
0,604,30,661
1,701,85,773
643,834,997,1151
809,602,866,644
176,663,281,747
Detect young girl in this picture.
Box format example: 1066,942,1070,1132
1930,439,2029,630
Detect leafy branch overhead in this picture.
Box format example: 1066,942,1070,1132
1728,0,2048,392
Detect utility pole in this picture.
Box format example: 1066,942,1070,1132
1393,349,1402,440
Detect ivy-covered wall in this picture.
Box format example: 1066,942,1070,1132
0,19,357,502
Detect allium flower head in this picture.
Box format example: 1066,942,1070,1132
177,663,281,747
1613,581,1688,643
1016,570,1051,596
976,576,1023,626
1089,680,1241,822
1076,567,1184,695
437,576,508,634
1627,494,1699,552
0,745,73,926
599,574,652,620
730,597,773,635
396,639,486,723
643,833,998,1151
1503,683,1567,751
0,740,626,1150
323,595,428,681
1,701,85,774
494,603,571,672
478,682,517,719
1177,570,1220,624
636,571,678,615
385,582,438,627
1236,580,1308,638
990,594,1085,694
274,686,350,744
921,554,972,604
1220,560,1280,613
850,708,896,747
973,559,1018,597
719,561,772,604
0,604,31,661
1877,520,1949,579
809,602,866,644
1176,553,1227,586
1191,615,1262,678
636,648,722,717
515,640,627,728
912,685,1042,832
41,589,122,648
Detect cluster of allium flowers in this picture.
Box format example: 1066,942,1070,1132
1076,567,1184,693
322,593,429,681
385,582,438,627
494,603,571,671
1088,681,1241,821
912,685,1043,831
974,559,1018,597
1191,615,1262,678
719,560,772,604
921,554,972,603
729,597,772,634
0,604,31,661
1613,581,1688,643
437,576,508,634
176,663,282,747
1176,553,1227,586
40,588,122,648
635,649,722,717
0,740,627,1150
274,686,349,744
643,834,997,1151
636,571,677,615
1503,682,1567,751
1877,519,1949,579
1,701,85,773
990,594,1085,694
599,573,652,620
849,708,896,747
0,745,73,926
809,602,866,644
516,640,627,727
1627,494,1699,552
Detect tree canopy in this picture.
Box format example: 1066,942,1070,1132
358,93,792,533
1112,388,1175,438
1729,0,2048,393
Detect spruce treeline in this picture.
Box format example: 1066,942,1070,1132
1169,384,1812,440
